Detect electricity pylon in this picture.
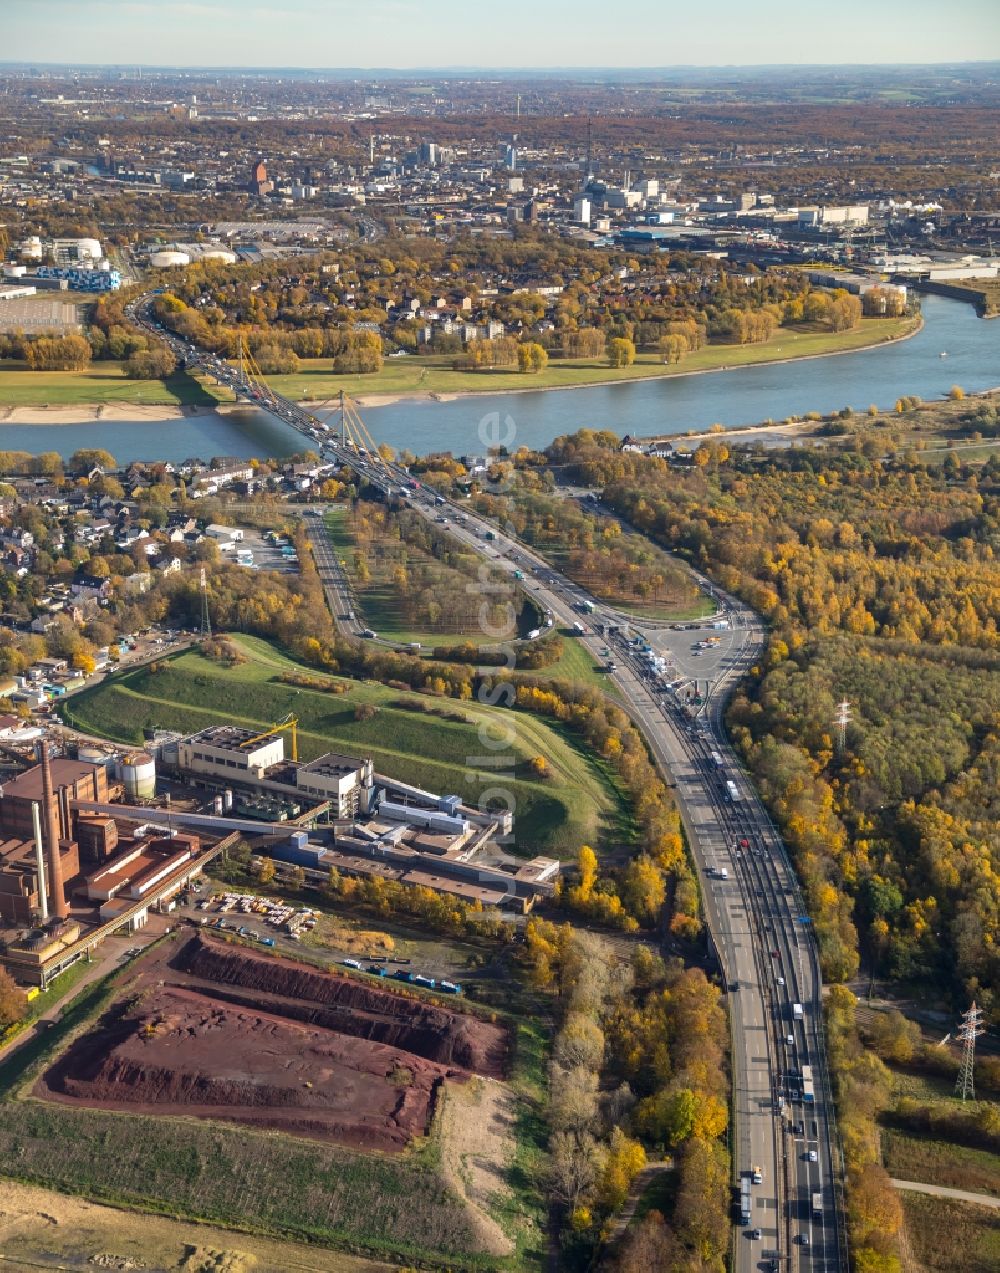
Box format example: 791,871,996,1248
955,1002,984,1102
200,566,211,637
834,699,852,753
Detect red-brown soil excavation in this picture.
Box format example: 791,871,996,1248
37,936,509,1152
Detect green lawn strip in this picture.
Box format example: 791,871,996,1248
881,1126,1000,1197
900,1193,1000,1273
540,634,615,694
0,363,226,408
633,1169,678,1223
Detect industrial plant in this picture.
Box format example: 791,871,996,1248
0,717,556,989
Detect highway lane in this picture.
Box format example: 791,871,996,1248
126,291,846,1272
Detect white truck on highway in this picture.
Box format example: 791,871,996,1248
792,1002,804,1021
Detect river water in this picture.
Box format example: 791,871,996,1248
1,295,996,464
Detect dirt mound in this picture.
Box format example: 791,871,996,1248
43,986,443,1152
38,936,510,1153
179,936,508,1077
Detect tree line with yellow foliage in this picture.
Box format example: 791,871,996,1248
524,923,730,1270
546,429,1000,1021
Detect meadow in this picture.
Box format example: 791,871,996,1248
268,316,916,402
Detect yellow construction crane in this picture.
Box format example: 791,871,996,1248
239,714,298,762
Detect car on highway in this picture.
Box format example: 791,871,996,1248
798,1234,810,1246
361,628,376,638
806,1149,818,1162
748,1228,761,1241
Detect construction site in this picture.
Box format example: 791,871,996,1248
36,932,509,1152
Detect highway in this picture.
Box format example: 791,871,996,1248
128,292,847,1272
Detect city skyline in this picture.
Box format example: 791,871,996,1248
3,0,999,69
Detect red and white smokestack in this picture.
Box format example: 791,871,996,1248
37,741,68,920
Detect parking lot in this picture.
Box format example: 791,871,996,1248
232,529,300,573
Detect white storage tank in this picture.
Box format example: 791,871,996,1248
77,741,117,770
150,249,191,268
121,751,156,801
197,248,237,264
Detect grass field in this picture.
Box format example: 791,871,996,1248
61,635,631,858
900,1193,1000,1273
0,1071,520,1268
323,505,515,647
0,362,227,407
882,1126,1000,1198
266,317,916,402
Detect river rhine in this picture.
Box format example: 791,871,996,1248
0,295,996,464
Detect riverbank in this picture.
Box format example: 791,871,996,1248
287,314,921,408
0,402,217,424
0,314,918,420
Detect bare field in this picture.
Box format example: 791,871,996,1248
0,1177,390,1273
38,935,509,1153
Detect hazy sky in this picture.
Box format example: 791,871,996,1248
3,0,999,68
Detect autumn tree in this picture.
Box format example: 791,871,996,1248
607,337,636,369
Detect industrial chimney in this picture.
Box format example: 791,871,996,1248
37,742,68,919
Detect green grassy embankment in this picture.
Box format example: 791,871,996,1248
61,635,633,859
0,362,228,408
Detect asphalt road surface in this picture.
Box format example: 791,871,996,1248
126,290,847,1272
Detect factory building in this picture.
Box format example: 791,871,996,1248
797,204,870,228
175,725,285,781
0,837,47,923
0,756,109,843
170,727,375,819
295,753,374,817
83,833,200,920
